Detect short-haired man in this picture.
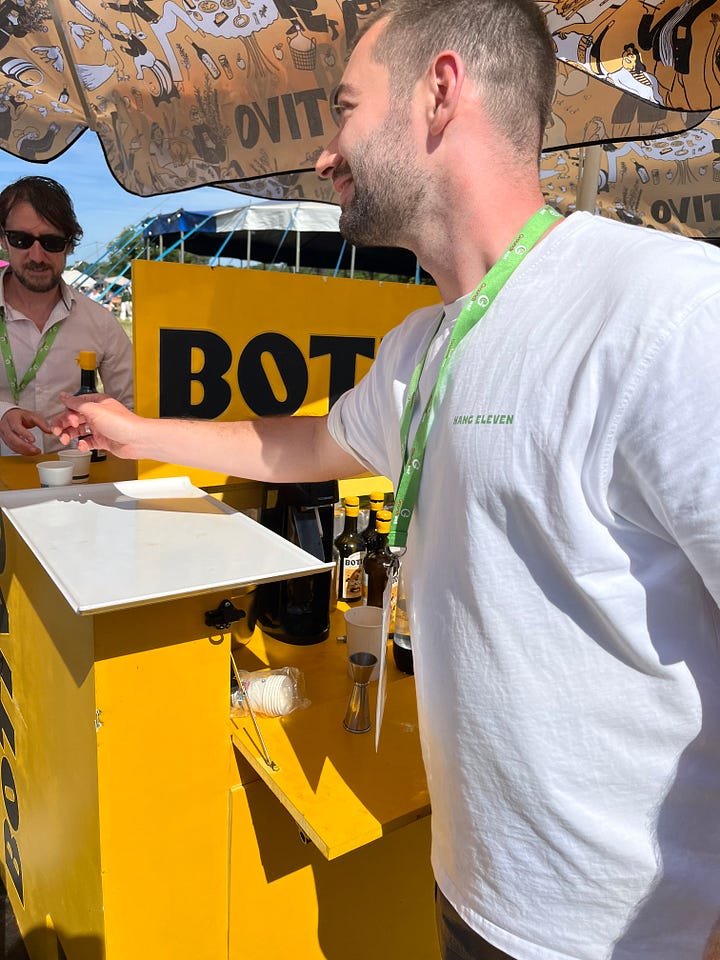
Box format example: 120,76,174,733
55,2,720,957
0,175,133,455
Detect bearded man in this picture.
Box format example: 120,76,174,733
0,176,133,454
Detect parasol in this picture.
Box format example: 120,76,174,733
542,108,720,238
0,0,719,203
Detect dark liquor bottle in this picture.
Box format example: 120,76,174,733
361,490,385,555
333,496,365,604
363,510,399,609
74,350,106,461
392,565,413,674
634,160,650,184
186,36,221,78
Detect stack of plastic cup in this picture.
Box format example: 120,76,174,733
244,673,294,717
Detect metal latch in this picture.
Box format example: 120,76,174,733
204,599,246,630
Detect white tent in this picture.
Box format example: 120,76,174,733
144,201,424,279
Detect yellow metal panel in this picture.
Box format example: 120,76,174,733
228,780,439,960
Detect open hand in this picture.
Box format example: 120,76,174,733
0,408,52,455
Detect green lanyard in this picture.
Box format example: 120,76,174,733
389,205,562,549
0,305,62,404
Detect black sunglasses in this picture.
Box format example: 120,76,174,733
3,230,69,253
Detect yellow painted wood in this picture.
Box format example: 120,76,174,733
228,780,439,960
232,677,429,859
132,262,439,489
230,608,429,860
0,453,136,491
0,525,105,960
0,515,234,959
92,596,232,960
338,475,395,499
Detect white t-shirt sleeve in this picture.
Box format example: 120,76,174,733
327,302,444,485
611,300,720,606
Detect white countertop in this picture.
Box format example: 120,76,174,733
0,477,332,615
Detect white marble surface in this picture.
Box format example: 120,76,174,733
0,477,332,615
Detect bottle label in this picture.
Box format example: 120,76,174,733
339,551,364,601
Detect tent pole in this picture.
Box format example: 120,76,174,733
350,246,356,279
180,232,185,264
576,144,603,213
296,231,300,273
246,231,251,269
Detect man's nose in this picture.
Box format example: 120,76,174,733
316,137,340,180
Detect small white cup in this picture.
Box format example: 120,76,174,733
37,460,74,487
245,673,294,717
57,449,92,484
344,606,384,681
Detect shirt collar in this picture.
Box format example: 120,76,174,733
0,264,75,315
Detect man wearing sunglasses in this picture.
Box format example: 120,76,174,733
0,175,133,455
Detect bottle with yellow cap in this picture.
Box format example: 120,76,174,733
333,496,366,603
363,509,400,610
75,351,98,395
75,351,106,461
360,490,385,554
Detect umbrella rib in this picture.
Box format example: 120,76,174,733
48,1,97,132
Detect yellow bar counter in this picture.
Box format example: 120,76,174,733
0,462,437,960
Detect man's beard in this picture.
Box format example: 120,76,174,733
14,262,62,294
338,109,425,249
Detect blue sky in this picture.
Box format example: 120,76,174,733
0,132,250,265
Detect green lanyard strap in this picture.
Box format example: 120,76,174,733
389,205,562,549
0,305,62,405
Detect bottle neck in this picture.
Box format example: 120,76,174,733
78,368,97,393
373,531,390,554
343,514,358,535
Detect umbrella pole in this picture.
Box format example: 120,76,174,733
575,144,603,214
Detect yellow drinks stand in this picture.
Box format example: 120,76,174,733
0,473,436,959
0,264,443,959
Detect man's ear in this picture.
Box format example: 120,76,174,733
427,50,465,137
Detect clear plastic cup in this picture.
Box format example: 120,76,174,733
344,606,384,681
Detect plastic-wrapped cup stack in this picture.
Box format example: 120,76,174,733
245,674,294,717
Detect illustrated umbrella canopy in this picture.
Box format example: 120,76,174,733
0,0,719,203
541,108,720,238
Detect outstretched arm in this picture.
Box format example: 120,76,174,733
53,393,365,483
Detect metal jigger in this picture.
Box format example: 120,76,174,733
343,652,378,734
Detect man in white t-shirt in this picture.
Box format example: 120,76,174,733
53,2,720,958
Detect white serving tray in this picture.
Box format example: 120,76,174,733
0,477,332,615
